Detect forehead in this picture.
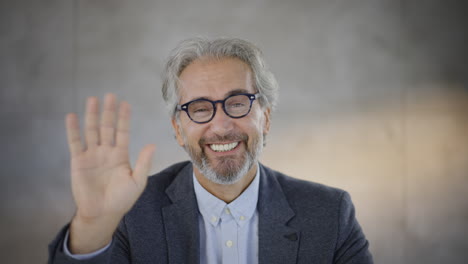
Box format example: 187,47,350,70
178,57,254,101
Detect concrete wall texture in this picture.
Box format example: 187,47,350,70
1,0,467,263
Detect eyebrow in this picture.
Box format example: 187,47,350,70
225,88,250,97
189,88,251,101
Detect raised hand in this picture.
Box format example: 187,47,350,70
65,94,155,253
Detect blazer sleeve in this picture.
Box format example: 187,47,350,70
48,220,131,264
333,192,374,264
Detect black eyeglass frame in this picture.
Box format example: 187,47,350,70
176,93,261,124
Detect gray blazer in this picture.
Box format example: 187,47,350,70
48,161,373,264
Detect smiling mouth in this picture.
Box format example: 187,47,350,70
209,142,239,152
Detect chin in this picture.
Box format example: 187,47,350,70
200,155,252,185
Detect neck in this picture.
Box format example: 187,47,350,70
194,163,258,203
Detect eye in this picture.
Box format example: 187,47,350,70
226,96,248,109
189,101,213,117
193,107,210,113
230,102,246,108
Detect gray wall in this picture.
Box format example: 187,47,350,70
1,0,467,263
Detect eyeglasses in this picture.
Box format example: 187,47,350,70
177,93,261,124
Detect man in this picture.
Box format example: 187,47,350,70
48,37,373,264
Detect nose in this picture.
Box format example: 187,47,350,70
209,102,234,134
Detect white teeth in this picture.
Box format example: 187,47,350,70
210,142,239,152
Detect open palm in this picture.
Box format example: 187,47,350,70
66,94,155,222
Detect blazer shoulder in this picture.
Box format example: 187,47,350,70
262,164,347,209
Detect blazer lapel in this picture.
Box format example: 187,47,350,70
258,164,299,264
162,164,200,264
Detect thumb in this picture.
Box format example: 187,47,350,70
132,144,156,187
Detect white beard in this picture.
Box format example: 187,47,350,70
181,129,263,185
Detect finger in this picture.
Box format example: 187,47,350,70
100,93,117,146
116,101,131,148
66,113,83,157
85,97,100,148
132,144,156,187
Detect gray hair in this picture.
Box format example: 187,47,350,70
161,37,279,118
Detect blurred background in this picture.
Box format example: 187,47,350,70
1,0,467,263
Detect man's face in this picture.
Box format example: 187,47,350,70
172,57,271,185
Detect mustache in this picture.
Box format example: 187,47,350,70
199,132,248,145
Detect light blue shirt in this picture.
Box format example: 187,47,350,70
193,167,260,264
64,166,260,263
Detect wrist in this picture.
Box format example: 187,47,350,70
68,214,121,254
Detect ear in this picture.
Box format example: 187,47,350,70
262,107,271,135
171,117,185,147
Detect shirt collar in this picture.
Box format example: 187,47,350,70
193,165,260,227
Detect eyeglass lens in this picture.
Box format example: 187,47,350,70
188,94,251,122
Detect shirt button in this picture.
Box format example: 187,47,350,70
239,216,245,221
225,208,231,214
211,216,217,223
226,240,233,248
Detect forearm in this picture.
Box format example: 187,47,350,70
48,224,114,264
63,229,112,259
